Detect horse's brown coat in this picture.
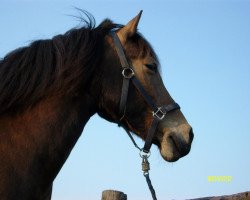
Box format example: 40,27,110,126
0,12,193,199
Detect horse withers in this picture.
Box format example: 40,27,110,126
0,11,193,200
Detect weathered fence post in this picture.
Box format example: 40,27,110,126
101,190,127,200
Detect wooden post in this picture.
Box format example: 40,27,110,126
101,190,127,200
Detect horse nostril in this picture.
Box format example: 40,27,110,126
189,127,194,143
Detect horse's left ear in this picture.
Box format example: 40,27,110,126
117,10,143,43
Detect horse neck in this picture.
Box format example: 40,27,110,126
0,93,95,198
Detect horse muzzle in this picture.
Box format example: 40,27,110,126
159,125,194,162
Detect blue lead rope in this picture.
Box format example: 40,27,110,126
144,172,157,200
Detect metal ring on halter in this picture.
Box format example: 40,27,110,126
152,107,166,120
140,149,151,158
122,67,135,79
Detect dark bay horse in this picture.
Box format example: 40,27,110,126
0,11,193,200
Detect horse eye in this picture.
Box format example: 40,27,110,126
145,64,157,73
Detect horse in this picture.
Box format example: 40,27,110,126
0,11,193,200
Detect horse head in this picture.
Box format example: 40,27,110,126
94,12,193,162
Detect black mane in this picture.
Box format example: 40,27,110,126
0,11,154,116
0,13,117,116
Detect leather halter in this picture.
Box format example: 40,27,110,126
110,31,180,153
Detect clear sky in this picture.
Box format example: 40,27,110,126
1,1,250,200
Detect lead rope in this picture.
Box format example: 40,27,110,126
142,156,157,200
121,126,158,200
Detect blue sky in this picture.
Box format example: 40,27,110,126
1,1,250,200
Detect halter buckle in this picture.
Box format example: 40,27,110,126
153,107,166,120
122,67,135,79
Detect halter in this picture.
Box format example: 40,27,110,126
110,31,180,200
110,31,180,154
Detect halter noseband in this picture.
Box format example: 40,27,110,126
110,31,180,153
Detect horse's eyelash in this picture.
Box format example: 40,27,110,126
145,64,157,72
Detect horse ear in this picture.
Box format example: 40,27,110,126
117,10,143,43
